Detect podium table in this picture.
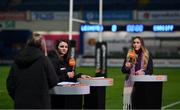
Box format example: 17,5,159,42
50,84,90,109
131,75,167,109
78,77,113,109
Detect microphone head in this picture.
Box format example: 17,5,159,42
69,58,76,67
128,49,136,60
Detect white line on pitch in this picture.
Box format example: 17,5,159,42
162,101,180,109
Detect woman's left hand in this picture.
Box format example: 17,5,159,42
135,69,145,75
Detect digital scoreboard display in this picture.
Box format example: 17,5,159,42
111,24,118,32
126,24,144,32
153,25,174,32
80,24,177,32
80,24,104,32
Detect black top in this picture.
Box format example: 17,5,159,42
121,50,153,75
48,50,81,82
6,46,58,109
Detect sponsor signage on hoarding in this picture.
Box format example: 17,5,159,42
0,21,15,29
0,12,27,20
31,11,80,20
138,11,180,20
83,11,133,20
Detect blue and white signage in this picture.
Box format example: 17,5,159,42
31,11,79,20
126,24,144,32
32,12,54,20
153,25,174,32
138,11,180,20
80,24,177,32
81,24,104,32
83,11,133,20
111,24,118,32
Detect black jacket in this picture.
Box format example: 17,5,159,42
6,46,58,109
48,50,81,82
121,54,153,75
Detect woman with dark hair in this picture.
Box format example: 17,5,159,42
6,32,58,109
121,36,153,109
48,39,80,82
48,39,90,109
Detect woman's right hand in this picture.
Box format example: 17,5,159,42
67,71,75,78
125,62,132,68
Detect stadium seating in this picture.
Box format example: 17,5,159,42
1,0,180,11
0,0,7,10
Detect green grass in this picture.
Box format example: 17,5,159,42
154,68,180,109
1,66,180,109
0,66,13,109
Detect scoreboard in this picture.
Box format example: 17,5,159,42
80,24,176,32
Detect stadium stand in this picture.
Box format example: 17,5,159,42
1,0,180,11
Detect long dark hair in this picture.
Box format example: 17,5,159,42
55,39,70,62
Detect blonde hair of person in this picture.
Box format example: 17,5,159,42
27,32,47,56
131,36,149,69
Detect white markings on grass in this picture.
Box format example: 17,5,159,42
162,101,180,109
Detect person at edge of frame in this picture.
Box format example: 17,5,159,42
121,36,153,109
6,32,59,109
